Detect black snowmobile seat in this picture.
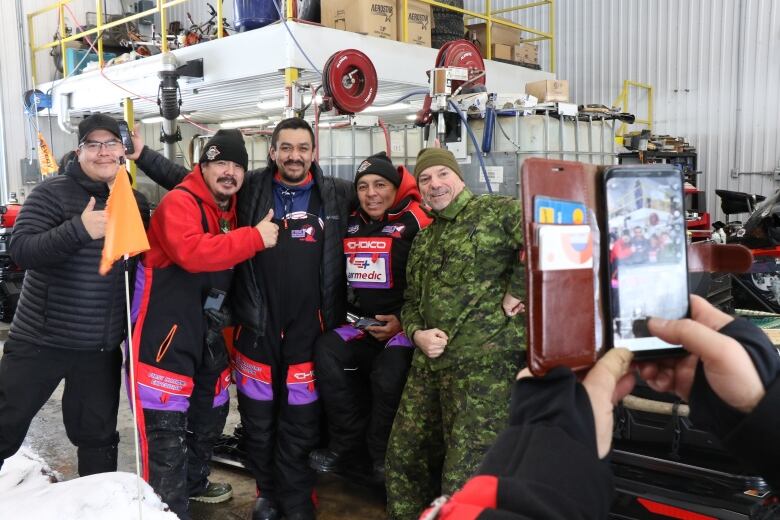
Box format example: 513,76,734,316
715,189,766,215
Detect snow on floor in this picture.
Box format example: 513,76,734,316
0,447,178,519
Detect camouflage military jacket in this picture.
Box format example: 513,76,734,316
401,188,525,370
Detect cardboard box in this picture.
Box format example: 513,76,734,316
466,19,519,57
491,43,512,61
525,79,569,102
322,0,396,40
513,43,538,64
397,0,431,47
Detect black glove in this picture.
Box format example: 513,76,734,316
204,306,231,371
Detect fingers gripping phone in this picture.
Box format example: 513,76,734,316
117,120,135,155
346,311,386,330
203,288,226,312
604,166,689,358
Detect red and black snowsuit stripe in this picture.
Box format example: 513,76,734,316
130,167,265,519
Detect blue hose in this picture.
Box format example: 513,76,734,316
482,104,495,153
448,100,492,194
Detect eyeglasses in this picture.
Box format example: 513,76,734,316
80,139,122,152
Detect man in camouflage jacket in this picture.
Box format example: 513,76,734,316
385,148,526,520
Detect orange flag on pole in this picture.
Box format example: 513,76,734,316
99,165,150,275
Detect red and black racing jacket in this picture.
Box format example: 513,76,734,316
344,167,431,319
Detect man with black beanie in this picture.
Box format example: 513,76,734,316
129,129,279,519
129,118,356,520
0,113,150,478
309,152,431,481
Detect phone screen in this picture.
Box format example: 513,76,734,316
203,289,226,312
117,120,135,155
605,168,689,355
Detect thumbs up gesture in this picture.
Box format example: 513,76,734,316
255,208,279,249
81,196,107,239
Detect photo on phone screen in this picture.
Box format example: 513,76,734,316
117,120,135,155
605,167,689,355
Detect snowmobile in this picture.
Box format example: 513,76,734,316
713,189,780,313
0,200,23,322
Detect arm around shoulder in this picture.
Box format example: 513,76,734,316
134,145,189,191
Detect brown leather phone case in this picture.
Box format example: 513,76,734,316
521,159,754,376
521,158,606,375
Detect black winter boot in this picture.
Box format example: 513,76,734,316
145,409,189,519
252,497,281,520
309,448,346,473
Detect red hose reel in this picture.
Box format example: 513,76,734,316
321,49,378,115
415,39,486,126
435,39,486,91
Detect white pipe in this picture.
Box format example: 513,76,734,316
57,93,78,134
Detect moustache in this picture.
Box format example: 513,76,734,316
283,160,305,168
217,176,237,186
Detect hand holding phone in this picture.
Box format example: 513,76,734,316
639,295,766,414
117,120,135,156
356,317,386,329
364,314,401,341
203,288,226,312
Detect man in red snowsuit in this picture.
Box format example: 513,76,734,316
130,130,278,519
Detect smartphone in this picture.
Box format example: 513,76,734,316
345,311,385,329
604,166,689,358
203,288,226,312
117,120,135,155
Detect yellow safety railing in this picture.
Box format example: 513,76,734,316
399,0,555,72
27,0,225,85
613,79,653,136
29,1,554,84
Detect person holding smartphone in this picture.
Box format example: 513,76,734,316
130,130,279,519
129,118,356,520
417,296,780,519
309,152,431,481
0,114,150,479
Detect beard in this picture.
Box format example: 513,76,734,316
278,160,308,184
424,188,452,210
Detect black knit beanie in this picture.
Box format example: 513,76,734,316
199,129,249,171
354,152,400,187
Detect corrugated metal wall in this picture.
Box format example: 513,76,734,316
6,1,779,216
467,0,780,220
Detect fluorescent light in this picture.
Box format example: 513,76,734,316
220,118,269,129
140,114,188,123
256,98,286,110
406,114,418,121
362,103,415,114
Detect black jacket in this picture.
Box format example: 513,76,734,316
9,161,150,351
345,167,430,318
135,146,355,336
422,318,780,519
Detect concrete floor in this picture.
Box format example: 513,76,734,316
4,332,388,520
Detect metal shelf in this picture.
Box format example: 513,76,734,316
38,21,553,124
